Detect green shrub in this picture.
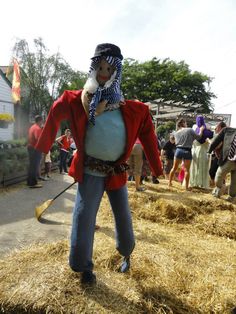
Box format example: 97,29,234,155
0,138,61,180
0,138,28,177
0,150,5,162
7,138,27,147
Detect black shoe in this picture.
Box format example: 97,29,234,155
81,271,96,285
152,177,159,184
144,176,149,182
38,176,46,181
120,256,130,273
232,307,236,314
29,183,43,188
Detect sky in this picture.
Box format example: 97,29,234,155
1,0,236,126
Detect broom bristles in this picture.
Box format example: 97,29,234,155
35,199,53,220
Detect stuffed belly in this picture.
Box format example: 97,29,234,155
85,109,126,162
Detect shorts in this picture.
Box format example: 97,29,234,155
175,147,192,160
128,144,143,176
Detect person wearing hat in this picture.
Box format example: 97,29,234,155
36,43,162,285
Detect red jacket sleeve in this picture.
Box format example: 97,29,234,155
35,91,70,153
138,107,163,177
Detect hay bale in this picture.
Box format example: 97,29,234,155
1,180,236,313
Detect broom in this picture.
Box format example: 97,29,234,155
35,181,76,221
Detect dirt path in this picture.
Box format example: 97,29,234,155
0,173,77,257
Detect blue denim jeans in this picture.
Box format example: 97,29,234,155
69,173,135,272
59,149,68,173
175,147,192,160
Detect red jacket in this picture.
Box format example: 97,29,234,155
36,90,162,190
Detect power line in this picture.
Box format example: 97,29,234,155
216,99,236,110
221,78,236,89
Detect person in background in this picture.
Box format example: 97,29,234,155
159,136,166,150
177,162,185,183
141,132,161,184
161,133,176,179
208,126,236,202
56,129,73,174
127,138,145,191
44,151,52,178
36,43,162,285
38,153,49,181
68,141,77,168
189,116,214,189
168,118,205,190
209,121,227,186
151,133,161,184
140,152,149,183
27,115,43,188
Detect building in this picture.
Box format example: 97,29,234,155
0,68,14,141
146,99,231,129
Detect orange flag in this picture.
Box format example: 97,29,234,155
12,59,21,104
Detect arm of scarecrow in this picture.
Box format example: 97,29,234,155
36,91,70,153
139,107,163,177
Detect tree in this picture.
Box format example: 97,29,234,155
59,71,88,94
12,38,83,117
122,58,216,113
156,120,176,138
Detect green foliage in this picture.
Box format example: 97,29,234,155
0,150,5,162
59,71,88,94
51,150,60,163
2,138,27,147
51,142,60,163
156,125,166,136
165,121,176,132
11,39,216,125
0,138,62,179
0,139,28,177
157,120,176,137
122,58,216,113
12,38,80,116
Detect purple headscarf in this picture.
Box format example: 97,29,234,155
195,115,213,144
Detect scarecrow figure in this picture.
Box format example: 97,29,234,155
36,43,162,284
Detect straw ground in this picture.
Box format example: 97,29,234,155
0,179,236,313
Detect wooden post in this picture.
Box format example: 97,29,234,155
155,104,160,132
14,101,21,139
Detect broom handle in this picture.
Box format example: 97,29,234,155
53,181,77,201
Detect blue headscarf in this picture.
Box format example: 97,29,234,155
86,56,123,125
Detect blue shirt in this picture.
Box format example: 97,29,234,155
84,109,126,176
